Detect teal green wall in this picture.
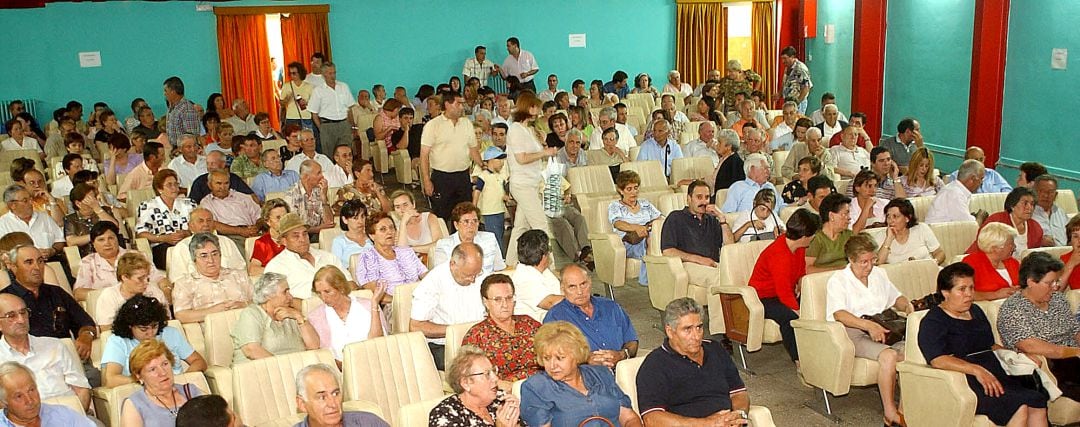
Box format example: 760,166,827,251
805,0,854,114
0,0,675,121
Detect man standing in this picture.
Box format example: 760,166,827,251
926,159,987,223
878,117,923,169
501,37,539,93
661,181,735,291
163,76,201,146
544,264,638,368
168,134,208,192
305,52,327,87
1033,175,1068,246
780,46,813,114
948,147,1012,194
635,119,683,177
0,295,91,412
307,62,357,156
410,243,487,369
463,45,500,83
420,93,483,222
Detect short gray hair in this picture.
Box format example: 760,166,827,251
698,121,714,136
743,153,770,175
179,133,198,146
299,160,320,177
783,101,798,111
0,361,34,403
717,129,740,152
446,345,487,394
823,104,838,113
662,297,704,331
805,127,822,142
295,363,341,400
474,109,492,121
726,59,742,70
668,70,681,78
253,272,288,304
566,128,584,142
188,232,220,259
5,244,34,268
743,127,764,141
299,128,315,139
599,107,617,121
652,119,671,133
2,185,26,204
957,159,985,181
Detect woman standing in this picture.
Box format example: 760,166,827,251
504,93,557,266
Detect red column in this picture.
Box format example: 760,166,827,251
966,0,1010,167
776,0,802,108
850,0,888,143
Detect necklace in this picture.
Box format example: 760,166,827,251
152,388,179,417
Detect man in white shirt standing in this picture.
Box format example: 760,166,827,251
925,159,986,223
167,134,208,193
538,74,561,102
462,45,500,83
410,242,487,370
307,62,357,157
501,37,539,93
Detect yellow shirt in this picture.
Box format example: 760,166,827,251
473,167,508,215
279,81,314,119
421,114,478,172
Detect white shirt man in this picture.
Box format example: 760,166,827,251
0,294,90,404
463,46,499,82
264,247,345,300
926,160,985,223
0,211,64,251
285,150,334,174
589,108,636,153
431,232,505,274
684,122,719,167
410,246,487,345
511,262,562,322
538,74,562,102
1033,177,1069,246
168,155,208,190
501,40,539,85
223,114,256,137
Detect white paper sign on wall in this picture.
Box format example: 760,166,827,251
824,24,835,44
569,34,586,48
1051,48,1068,70
78,52,102,68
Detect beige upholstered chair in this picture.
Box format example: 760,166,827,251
568,164,619,228
443,321,480,364
390,282,420,334
970,192,1008,216
910,195,934,221
705,240,776,370
244,236,257,262
1020,245,1071,260
341,332,444,426
202,308,244,405
392,149,416,184
262,400,385,427
929,221,979,263
92,372,209,427
588,201,664,288
318,227,343,251
44,394,85,416
669,156,714,186
714,189,728,208
64,246,82,277
620,160,672,193
397,395,450,427
1057,189,1078,214
230,349,338,426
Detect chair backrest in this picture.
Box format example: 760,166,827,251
203,308,245,367
973,299,1005,344
714,189,728,207
903,310,931,365
1056,189,1078,214
879,259,940,301
656,192,687,216
626,111,646,136
970,192,1008,216
181,322,206,360
127,188,156,213
620,161,668,190
85,289,103,326
46,262,73,296
319,227,344,251
64,246,82,278
0,149,40,171
443,321,480,364
341,332,444,426
778,205,800,223
909,196,934,222
717,240,772,288
231,349,338,426
771,151,789,174
245,236,257,262
391,282,420,334
798,270,839,321
265,191,287,203
614,356,646,413
835,179,852,196
1020,246,1071,260
929,221,979,262
669,156,714,186
262,139,286,152
397,396,449,427
586,195,623,234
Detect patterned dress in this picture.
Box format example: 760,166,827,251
461,316,541,381
429,391,521,427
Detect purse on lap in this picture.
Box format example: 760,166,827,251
860,308,906,345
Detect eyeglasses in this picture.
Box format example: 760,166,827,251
0,308,30,321
466,366,499,379
485,296,515,305
196,250,221,260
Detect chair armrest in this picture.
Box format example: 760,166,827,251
643,255,689,311
92,383,140,427
747,405,775,427
204,366,234,407
589,232,627,287
896,361,978,427
791,319,855,395
711,285,768,352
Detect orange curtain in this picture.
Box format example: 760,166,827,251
675,3,727,88
751,2,778,107
281,13,332,71
216,14,279,128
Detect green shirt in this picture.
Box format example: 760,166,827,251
231,304,304,364
806,229,853,268
230,155,266,179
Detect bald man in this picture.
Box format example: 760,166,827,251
0,295,91,411
544,264,639,368
186,150,257,204
167,208,248,282
410,243,487,369
948,147,1013,194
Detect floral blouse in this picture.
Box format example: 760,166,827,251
429,391,521,427
462,316,541,382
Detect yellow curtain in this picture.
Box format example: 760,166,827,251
751,1,777,106
676,3,727,87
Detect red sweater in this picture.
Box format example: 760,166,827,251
748,235,807,311
966,211,1044,254
963,249,1020,293
1063,252,1080,290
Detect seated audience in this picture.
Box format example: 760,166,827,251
801,175,836,215
101,295,206,388
637,298,751,425
733,188,785,242
849,169,889,233
850,147,907,200
228,134,266,180
710,128,745,192
588,127,630,173
546,112,570,150
879,198,945,265
332,159,390,215
70,221,155,300
95,252,169,330
661,180,735,291
199,169,261,242
187,150,257,205
117,141,165,203
809,93,849,125
284,129,334,173
684,121,719,167
969,187,1044,259
324,144,354,188
103,133,144,186
826,234,912,426
175,395,244,427
463,274,542,385
136,169,196,270
50,153,82,200
510,230,564,322
250,148,299,202
249,198,290,276
1063,216,1080,289
781,156,823,204
588,107,635,153
295,364,389,427
1017,162,1048,188
168,134,209,192
167,208,247,282
806,193,854,273
814,104,848,142
899,148,943,197
285,159,335,235
965,222,1023,301
353,211,428,302
737,128,772,169
64,183,120,257
726,100,770,141
520,321,642,427
830,125,870,179
919,262,1049,427
721,153,784,213
432,202,505,274
390,189,444,256
556,128,587,169
997,252,1080,401
609,170,663,285
0,295,91,411
926,159,987,224
0,361,96,426
0,185,65,261
232,272,319,364
264,212,348,300
1032,174,1068,246
544,264,638,366
949,147,1012,194
172,233,253,323
635,119,683,177
14,167,67,227
330,199,371,266
120,340,205,426
410,243,487,370
430,346,522,426
308,266,385,361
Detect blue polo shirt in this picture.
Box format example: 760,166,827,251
543,297,638,351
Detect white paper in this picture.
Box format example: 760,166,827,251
824,24,835,44
568,33,586,48
78,51,101,68
1051,48,1068,70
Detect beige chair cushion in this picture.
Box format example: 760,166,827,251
621,160,670,192
707,240,771,333
910,195,934,222
443,321,480,365
670,156,713,186
1057,189,1078,214
930,221,979,262
397,395,450,427
970,192,1008,216
203,308,245,367
390,282,420,334
568,165,617,195
614,356,646,412
319,228,344,251
230,349,337,427
341,332,444,426
1020,245,1071,260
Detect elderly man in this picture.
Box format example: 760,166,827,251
780,46,813,113
663,69,694,98
230,134,266,180
926,159,987,223
285,129,334,174
725,99,769,140
118,141,165,202
828,112,873,149
167,208,247,282
324,144,353,188
187,150,257,205
814,104,847,142
635,119,683,177
684,121,719,167
421,92,484,222
410,243,487,369
637,298,750,425
492,97,513,126
308,62,357,156
285,160,334,235
509,230,564,322
252,148,300,201
556,128,587,169
172,233,253,323
1033,175,1068,246
294,364,389,427
948,147,1013,194
265,213,348,299
737,127,772,168
876,117,922,168
0,295,91,411
133,105,162,140
164,76,200,145
462,45,500,83
662,181,735,290
168,134,208,191
223,99,256,136
830,125,871,179
721,153,785,213
810,92,849,125
432,203,505,274
769,101,800,150
844,147,906,200
0,185,65,260
501,37,539,92
588,107,635,153
782,126,837,181
544,264,638,367
0,362,96,426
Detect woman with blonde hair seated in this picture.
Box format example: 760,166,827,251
307,266,385,362
120,340,205,426
520,321,642,427
963,222,1021,301
900,147,943,197
429,345,523,426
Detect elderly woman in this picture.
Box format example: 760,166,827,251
900,148,943,197
806,193,854,273
374,99,403,153
593,127,630,172
520,321,642,427
964,222,1021,301
173,233,254,323
331,200,372,266
251,112,281,140
64,183,120,256
545,112,569,149
849,169,888,233
1062,216,1080,289
232,272,320,364
748,210,821,364
308,266,385,362
998,252,1080,400
433,203,506,274
136,169,195,270
120,340,205,426
335,160,390,216
389,189,444,256
353,211,428,303
102,295,207,388
430,346,523,427
95,252,170,330
970,187,1044,257
630,73,659,97
249,198,289,276
878,198,945,265
610,170,663,285
826,234,913,426
74,221,167,301
463,274,542,387
505,93,558,265
710,129,745,194
733,188,785,242
920,263,1049,427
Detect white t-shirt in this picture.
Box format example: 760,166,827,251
830,145,870,175
511,265,562,322
506,122,544,185
884,223,941,264
825,265,902,322
848,197,888,228
410,262,487,344
733,210,783,243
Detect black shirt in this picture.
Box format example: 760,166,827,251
392,124,425,159
545,132,565,149
636,339,746,419
132,124,162,140
0,275,95,339
782,179,808,204
187,172,255,204
713,155,745,195
660,208,724,262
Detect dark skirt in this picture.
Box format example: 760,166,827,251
965,352,1047,425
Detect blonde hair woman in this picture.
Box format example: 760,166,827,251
900,148,944,197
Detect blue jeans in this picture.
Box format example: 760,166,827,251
624,238,649,285
483,213,506,257
797,98,808,115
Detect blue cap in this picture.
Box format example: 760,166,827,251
482,146,507,161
